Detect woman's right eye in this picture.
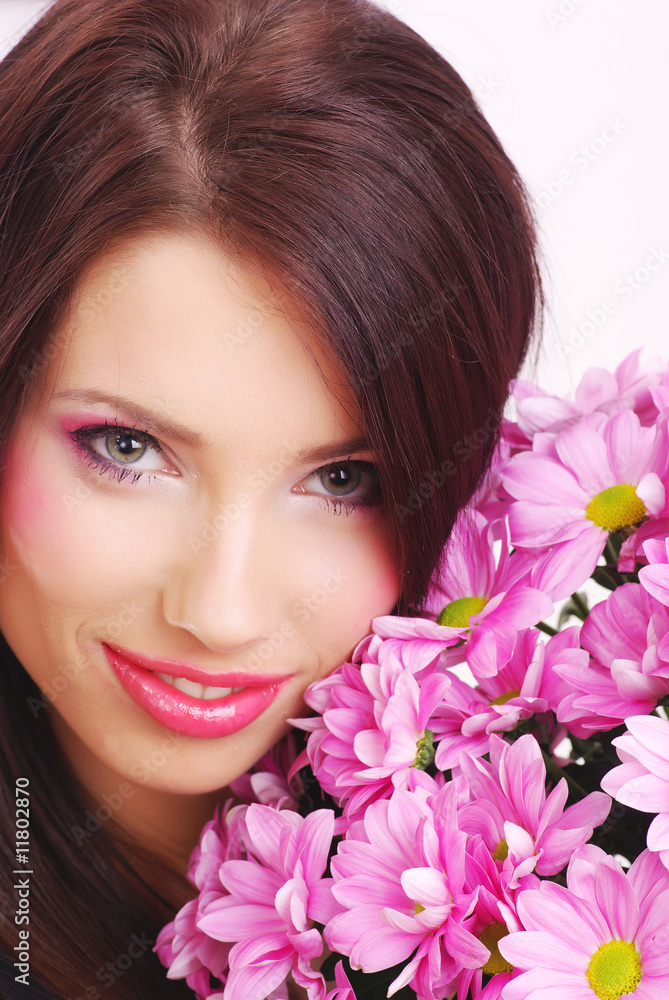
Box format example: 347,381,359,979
69,421,168,484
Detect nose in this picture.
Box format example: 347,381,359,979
161,502,274,654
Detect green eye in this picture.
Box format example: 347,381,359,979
104,431,148,464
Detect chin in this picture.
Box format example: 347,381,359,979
114,723,286,797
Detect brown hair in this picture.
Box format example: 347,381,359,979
0,0,542,995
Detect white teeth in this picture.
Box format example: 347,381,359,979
155,672,240,701
202,684,234,700
172,676,206,698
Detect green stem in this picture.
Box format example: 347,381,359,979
570,591,589,620
541,747,588,799
592,566,622,591
536,620,557,637
604,537,618,567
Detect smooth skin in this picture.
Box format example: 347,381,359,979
0,230,401,876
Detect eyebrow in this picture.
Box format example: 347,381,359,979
52,389,370,464
292,436,371,465
52,389,205,449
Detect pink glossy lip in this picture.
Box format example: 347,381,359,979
101,642,292,739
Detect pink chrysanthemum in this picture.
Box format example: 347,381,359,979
229,732,301,810
373,513,553,679
156,805,242,998
502,409,669,593
155,896,229,1000
601,714,669,870
555,583,669,736
457,838,531,1000
291,650,451,826
197,805,338,1000
353,628,456,675
324,962,355,1000
326,783,488,1000
618,514,669,574
457,735,610,889
647,364,669,420
639,535,669,607
469,438,516,525
506,349,664,450
499,845,669,999
433,627,579,770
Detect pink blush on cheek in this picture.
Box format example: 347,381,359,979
341,551,402,636
0,434,48,529
0,424,83,581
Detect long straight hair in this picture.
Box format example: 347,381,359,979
0,0,542,994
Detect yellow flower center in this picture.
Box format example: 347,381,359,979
489,689,521,706
585,485,647,533
492,838,509,861
586,940,642,999
437,596,488,628
479,922,513,975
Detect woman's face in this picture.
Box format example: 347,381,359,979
0,230,400,801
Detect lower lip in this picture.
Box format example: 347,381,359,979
101,644,290,739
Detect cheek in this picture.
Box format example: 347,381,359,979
0,432,153,612
293,521,401,670
337,533,400,630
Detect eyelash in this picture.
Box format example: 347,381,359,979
70,421,162,484
68,421,382,514
315,460,381,516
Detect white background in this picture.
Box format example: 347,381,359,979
2,0,668,398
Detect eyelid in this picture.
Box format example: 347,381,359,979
71,419,162,446
296,457,381,501
69,421,176,480
67,421,382,513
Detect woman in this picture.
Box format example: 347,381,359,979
0,0,541,996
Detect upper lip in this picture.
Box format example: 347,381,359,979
102,642,291,688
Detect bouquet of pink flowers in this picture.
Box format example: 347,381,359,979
156,348,669,1000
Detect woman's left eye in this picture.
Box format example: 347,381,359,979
70,422,167,483
297,460,382,512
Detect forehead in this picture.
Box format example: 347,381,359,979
32,230,362,454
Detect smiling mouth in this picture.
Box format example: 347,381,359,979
101,643,292,738
154,672,245,700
